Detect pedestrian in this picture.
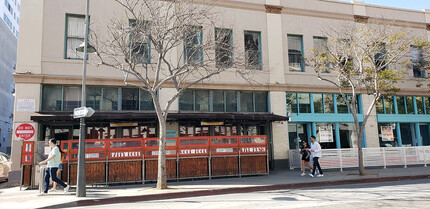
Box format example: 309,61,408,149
50,144,66,192
308,136,323,177
38,138,70,195
300,140,312,176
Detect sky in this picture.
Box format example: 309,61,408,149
338,0,430,11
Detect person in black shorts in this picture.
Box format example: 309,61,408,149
300,140,312,176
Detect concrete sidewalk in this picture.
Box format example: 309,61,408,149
1,166,429,209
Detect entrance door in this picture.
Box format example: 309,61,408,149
420,124,430,146
288,123,309,150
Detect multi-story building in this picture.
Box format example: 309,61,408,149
9,0,430,185
0,0,19,155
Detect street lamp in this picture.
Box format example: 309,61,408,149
75,0,92,197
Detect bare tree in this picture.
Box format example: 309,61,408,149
307,21,424,176
93,0,251,189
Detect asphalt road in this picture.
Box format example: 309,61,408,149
79,179,430,209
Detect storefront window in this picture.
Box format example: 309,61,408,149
298,93,310,113
42,85,62,111
378,123,398,147
384,96,394,114
254,92,268,112
339,123,358,148
286,93,297,113
195,90,209,111
288,124,299,149
416,97,424,114
179,90,194,111
122,88,139,110
225,91,237,112
316,123,336,149
86,86,102,110
324,94,334,113
336,95,348,113
140,90,154,110
63,86,81,111
400,123,413,146
313,94,323,113
376,99,384,114
240,92,253,112
213,90,224,112
425,97,430,114
102,87,118,111
406,96,414,114
397,96,406,114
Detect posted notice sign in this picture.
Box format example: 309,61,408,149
15,123,36,141
319,125,333,143
381,126,394,141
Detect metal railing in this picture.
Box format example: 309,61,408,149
289,146,430,171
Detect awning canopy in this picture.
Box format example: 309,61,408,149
30,111,288,123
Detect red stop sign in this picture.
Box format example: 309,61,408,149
15,124,35,141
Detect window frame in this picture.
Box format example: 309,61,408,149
288,34,305,72
215,28,233,68
64,13,87,60
244,30,262,70
129,19,151,64
184,25,203,65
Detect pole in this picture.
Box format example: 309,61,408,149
77,0,90,197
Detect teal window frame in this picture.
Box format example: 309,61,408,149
184,26,203,65
64,13,89,60
215,28,233,68
286,92,362,114
244,30,262,70
129,19,151,64
288,34,305,72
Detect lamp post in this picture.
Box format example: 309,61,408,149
74,0,95,197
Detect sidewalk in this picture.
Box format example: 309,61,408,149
1,166,429,209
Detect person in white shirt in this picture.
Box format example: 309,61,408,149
38,138,70,195
308,135,324,177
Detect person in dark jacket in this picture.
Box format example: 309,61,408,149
300,140,312,176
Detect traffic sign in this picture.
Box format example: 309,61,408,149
73,107,95,119
15,123,35,141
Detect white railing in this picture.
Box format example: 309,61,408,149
289,146,430,170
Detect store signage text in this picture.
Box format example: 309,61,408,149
110,151,141,158
179,149,207,155
241,147,266,153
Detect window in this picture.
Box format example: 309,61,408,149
184,26,203,65
376,99,384,114
122,88,139,110
288,35,304,71
374,42,387,70
244,31,261,69
286,93,297,113
63,86,82,111
130,20,150,64
254,92,268,112
425,97,430,114
416,97,424,114
42,85,62,111
313,37,329,72
406,96,414,114
378,123,398,147
411,46,426,78
339,123,358,148
298,93,310,113
316,123,336,149
179,90,194,111
215,28,233,67
3,13,12,29
65,14,85,59
384,96,394,114
102,87,118,111
86,86,102,110
313,94,323,113
397,96,406,114
324,94,334,113
225,91,237,112
240,92,253,112
140,89,154,110
195,90,209,111
336,95,348,113
213,90,224,112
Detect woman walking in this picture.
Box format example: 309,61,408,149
300,140,312,176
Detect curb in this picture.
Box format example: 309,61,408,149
68,174,430,207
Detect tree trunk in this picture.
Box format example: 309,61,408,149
156,116,168,189
357,125,365,176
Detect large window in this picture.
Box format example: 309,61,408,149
378,123,398,147
411,46,426,78
286,92,360,114
179,90,267,112
336,95,348,113
298,93,311,113
316,123,336,149
184,26,203,65
65,14,85,59
339,123,358,148
313,94,323,113
288,35,304,71
377,95,430,115
215,28,233,68
244,31,261,69
129,20,151,64
41,85,153,111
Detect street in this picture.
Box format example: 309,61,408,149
81,179,430,209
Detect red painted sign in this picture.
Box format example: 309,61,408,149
15,123,35,141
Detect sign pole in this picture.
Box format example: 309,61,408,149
76,0,90,197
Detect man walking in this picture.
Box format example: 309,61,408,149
308,136,323,177
38,138,70,195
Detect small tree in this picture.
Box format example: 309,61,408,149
307,21,421,175
93,0,251,189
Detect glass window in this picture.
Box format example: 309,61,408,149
400,123,413,146
225,91,237,112
42,85,62,111
179,90,194,111
140,89,154,110
313,36,327,52
416,97,424,114
63,86,81,111
195,90,209,111
254,92,268,112
406,96,414,114
129,20,150,64
411,46,426,78
86,86,101,110
298,93,310,113
215,28,233,67
376,99,384,114
313,94,323,113
213,90,224,112
244,31,261,69
339,123,358,148
240,92,253,112
122,88,139,110
397,96,406,114
384,96,394,114
316,123,336,149
425,97,430,114
286,93,297,113
65,15,85,59
288,35,304,71
378,123,398,147
374,42,387,70
102,87,118,111
336,94,348,113
324,94,334,113
184,26,203,65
